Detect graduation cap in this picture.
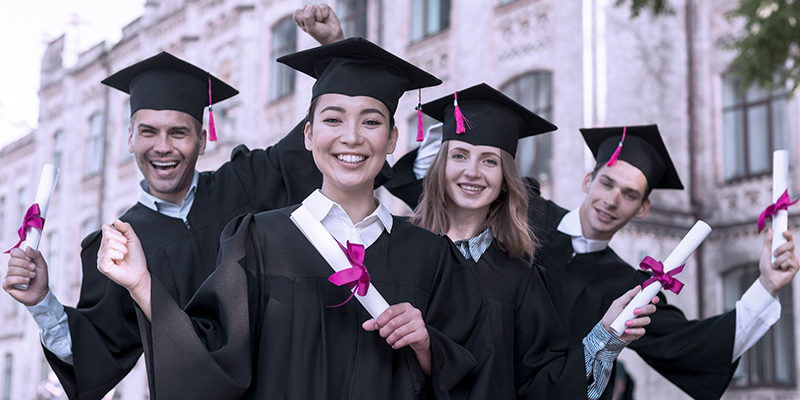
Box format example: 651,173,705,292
420,83,557,157
101,52,239,141
277,37,442,116
580,124,684,190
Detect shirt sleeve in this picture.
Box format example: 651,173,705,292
413,123,443,180
733,279,781,361
583,321,628,400
26,290,72,364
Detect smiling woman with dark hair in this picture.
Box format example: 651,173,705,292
95,38,495,399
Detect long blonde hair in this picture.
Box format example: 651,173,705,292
410,140,538,259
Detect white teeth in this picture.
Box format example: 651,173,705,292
337,154,366,164
598,210,613,219
459,184,483,192
152,161,178,170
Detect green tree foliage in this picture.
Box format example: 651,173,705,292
616,0,800,94
728,0,800,94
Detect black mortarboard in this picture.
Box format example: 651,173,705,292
421,83,557,157
581,124,684,190
277,37,441,115
101,52,238,126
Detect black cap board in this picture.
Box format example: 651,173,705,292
101,52,239,123
580,124,684,190
420,83,557,157
277,37,441,115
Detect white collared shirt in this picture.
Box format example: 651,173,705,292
558,206,781,362
557,208,610,254
302,189,393,249
137,170,200,222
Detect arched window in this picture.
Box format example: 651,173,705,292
270,16,297,101
500,71,553,185
85,112,105,176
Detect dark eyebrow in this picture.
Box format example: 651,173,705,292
137,123,191,132
320,106,346,113
360,108,386,118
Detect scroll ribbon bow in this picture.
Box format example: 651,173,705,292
327,241,370,308
758,190,799,233
5,204,45,253
640,256,685,294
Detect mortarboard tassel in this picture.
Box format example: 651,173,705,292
207,77,217,142
416,89,424,141
607,126,627,166
454,91,471,134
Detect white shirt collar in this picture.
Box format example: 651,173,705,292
137,170,199,221
302,189,393,248
556,207,611,254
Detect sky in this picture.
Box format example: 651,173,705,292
0,1,145,148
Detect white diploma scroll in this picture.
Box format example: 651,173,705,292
609,220,712,336
14,164,60,290
772,150,789,263
290,205,390,320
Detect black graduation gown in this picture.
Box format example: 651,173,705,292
43,122,325,400
140,208,495,400
470,242,587,399
384,151,739,399
528,196,738,400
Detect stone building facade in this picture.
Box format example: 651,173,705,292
0,0,797,399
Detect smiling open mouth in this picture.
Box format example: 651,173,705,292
458,184,484,192
597,209,615,220
336,154,366,164
152,161,178,172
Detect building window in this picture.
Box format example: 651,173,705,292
723,77,789,181
270,16,297,101
3,354,11,400
47,231,60,291
85,113,105,176
411,0,450,43
338,0,368,38
53,130,64,173
724,263,795,388
17,187,28,225
121,101,133,162
501,71,554,185
0,196,5,240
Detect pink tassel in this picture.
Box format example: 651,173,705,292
607,126,626,166
453,91,471,134
207,77,217,142
416,89,424,141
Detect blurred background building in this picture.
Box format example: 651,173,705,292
0,0,797,399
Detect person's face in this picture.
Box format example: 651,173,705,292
128,109,206,205
444,141,504,218
304,94,397,198
579,160,651,240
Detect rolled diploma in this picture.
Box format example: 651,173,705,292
610,220,712,336
14,164,60,290
290,206,390,320
772,150,789,263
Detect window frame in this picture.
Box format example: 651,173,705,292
410,0,451,44
722,76,789,181
338,0,368,39
84,112,105,177
269,16,298,102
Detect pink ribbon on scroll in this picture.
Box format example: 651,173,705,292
5,204,44,254
640,256,685,295
758,190,799,233
327,241,371,308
